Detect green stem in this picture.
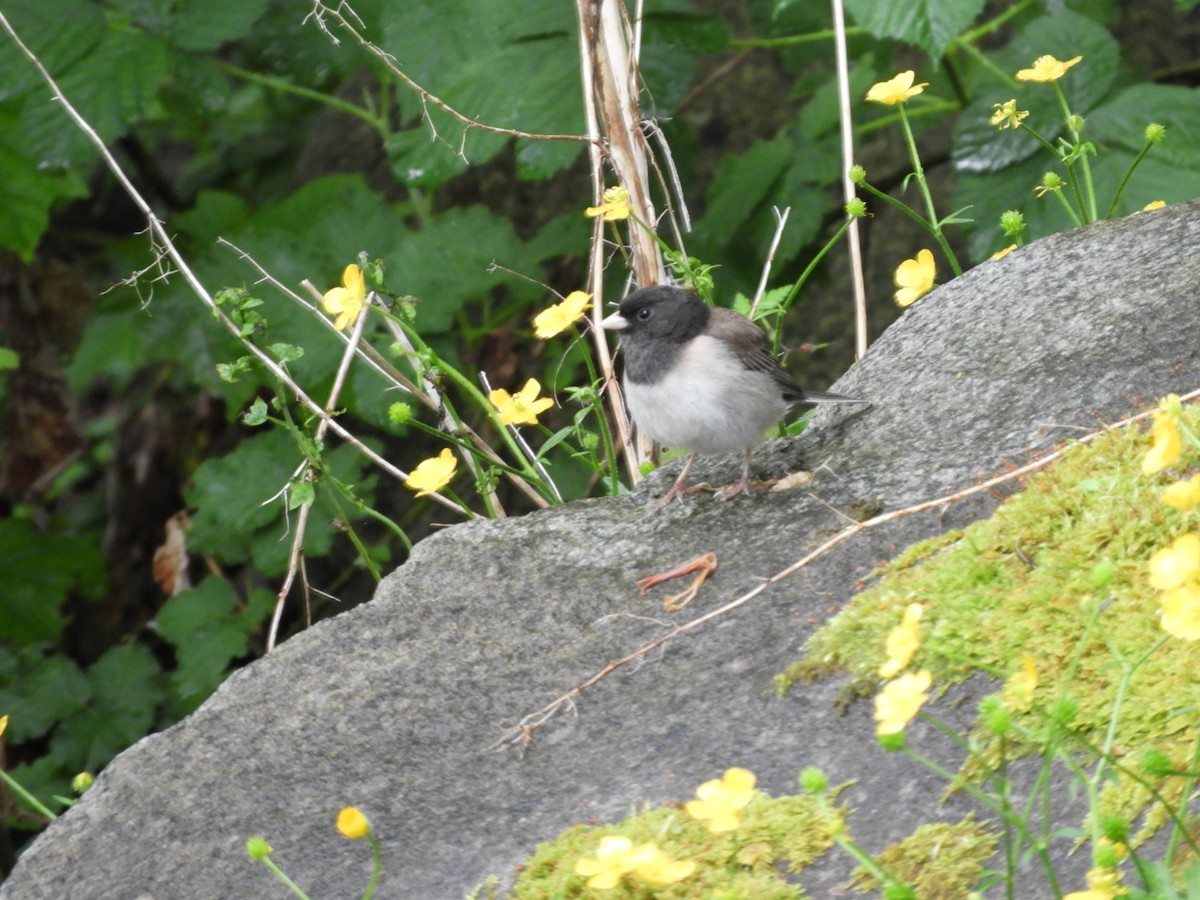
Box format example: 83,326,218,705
0,769,58,821
362,833,383,900
1052,84,1093,222
1167,733,1200,864
259,857,312,900
952,39,1020,90
1106,138,1156,218
215,62,387,138
730,26,867,49
952,0,1039,52
771,215,853,352
1046,184,1083,228
898,104,963,276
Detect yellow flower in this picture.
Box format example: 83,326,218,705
1003,655,1039,710
585,186,632,221
322,264,367,332
632,846,696,885
1142,200,1166,211
990,99,1029,130
336,806,371,839
1161,583,1200,641
893,249,936,307
574,836,653,889
685,767,756,833
874,669,932,735
405,448,457,497
1162,475,1200,511
865,70,928,105
0,714,7,739
489,378,554,426
1147,534,1200,591
532,290,591,339
1143,396,1184,475
879,603,923,678
1016,55,1083,82
990,244,1018,261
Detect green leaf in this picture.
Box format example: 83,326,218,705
243,397,269,426
843,0,986,60
156,579,267,708
49,643,165,771
289,479,316,509
0,102,90,260
0,347,20,370
0,646,91,741
0,518,106,645
168,0,272,52
0,0,105,100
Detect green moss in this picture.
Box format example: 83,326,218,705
782,406,1200,835
849,815,999,899
510,791,841,898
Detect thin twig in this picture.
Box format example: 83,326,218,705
831,0,869,359
491,390,1200,748
749,206,791,317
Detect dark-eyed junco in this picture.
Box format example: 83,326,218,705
601,284,865,507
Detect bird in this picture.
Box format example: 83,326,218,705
601,284,865,508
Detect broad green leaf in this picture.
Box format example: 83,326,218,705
0,518,106,645
844,0,986,60
0,646,91,740
168,0,272,52
0,0,105,100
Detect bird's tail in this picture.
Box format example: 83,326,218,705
800,389,869,404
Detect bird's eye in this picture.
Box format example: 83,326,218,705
637,307,652,321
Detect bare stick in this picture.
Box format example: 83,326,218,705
492,391,1200,747
831,0,868,360
749,206,791,317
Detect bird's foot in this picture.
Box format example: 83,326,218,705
636,552,718,611
648,481,713,510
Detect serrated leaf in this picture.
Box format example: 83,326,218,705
0,0,105,101
168,0,271,52
156,579,260,706
243,397,269,425
0,647,91,740
844,0,986,60
289,479,316,509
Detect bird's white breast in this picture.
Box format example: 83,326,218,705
623,334,790,455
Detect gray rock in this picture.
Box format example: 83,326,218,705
4,201,1198,899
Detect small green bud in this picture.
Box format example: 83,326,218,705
980,696,1011,736
1144,123,1166,144
71,772,94,793
848,164,866,185
639,460,657,478
845,197,868,219
799,767,828,794
1041,171,1064,188
1139,748,1174,777
1089,559,1116,590
877,731,906,752
1099,815,1130,845
1050,695,1078,725
246,837,273,860
999,210,1026,238
1067,114,1084,132
1095,842,1120,868
883,884,917,900
388,401,414,426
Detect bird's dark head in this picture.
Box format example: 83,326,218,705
600,285,709,346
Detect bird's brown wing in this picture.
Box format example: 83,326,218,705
706,307,807,402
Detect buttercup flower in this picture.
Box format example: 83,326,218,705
893,249,936,307
490,378,554,426
1162,475,1200,510
1003,655,1039,710
1143,396,1184,475
1147,534,1200,591
1161,583,1200,640
336,806,371,839
323,263,367,332
990,99,1029,130
405,448,457,496
585,186,632,221
1016,55,1083,82
865,71,928,105
685,767,756,833
874,669,932,735
632,846,696,885
533,290,592,339
574,836,654,889
1142,200,1167,211
879,603,923,678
